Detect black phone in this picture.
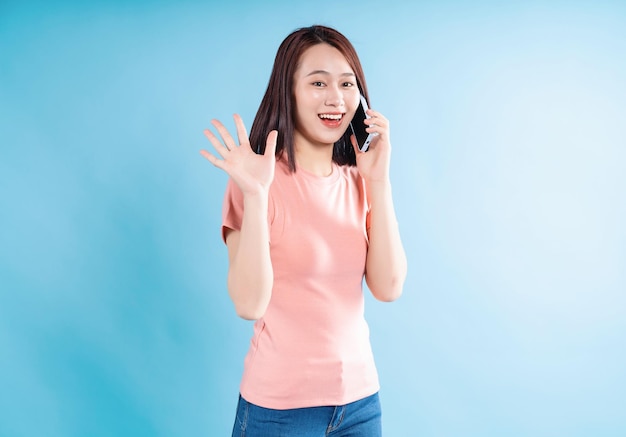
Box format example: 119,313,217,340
350,95,376,152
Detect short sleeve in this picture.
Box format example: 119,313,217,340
220,177,280,244
221,178,244,243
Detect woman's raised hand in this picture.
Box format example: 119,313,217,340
201,114,278,196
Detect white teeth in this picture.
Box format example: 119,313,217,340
319,114,342,120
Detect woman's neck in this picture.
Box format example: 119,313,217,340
294,143,334,177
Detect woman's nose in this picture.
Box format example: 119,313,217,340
324,85,344,107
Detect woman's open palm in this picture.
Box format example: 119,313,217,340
201,114,278,196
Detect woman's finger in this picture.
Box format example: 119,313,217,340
349,134,361,155
365,115,388,128
211,119,238,150
233,114,251,148
366,108,386,119
264,130,278,158
366,110,388,127
199,149,225,169
203,128,230,158
365,113,389,138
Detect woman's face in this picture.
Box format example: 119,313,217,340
292,43,360,150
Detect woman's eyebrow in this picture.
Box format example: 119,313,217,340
305,70,356,77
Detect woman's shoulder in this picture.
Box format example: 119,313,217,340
337,163,362,183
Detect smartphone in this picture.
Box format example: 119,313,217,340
350,94,376,152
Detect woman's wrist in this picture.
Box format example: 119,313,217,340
365,177,392,192
242,190,269,215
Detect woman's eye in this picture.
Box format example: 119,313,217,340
312,81,325,87
343,82,355,87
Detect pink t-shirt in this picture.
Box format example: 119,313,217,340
222,156,379,410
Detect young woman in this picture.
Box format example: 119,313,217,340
201,25,407,437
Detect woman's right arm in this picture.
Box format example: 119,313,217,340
223,192,272,320
201,114,277,320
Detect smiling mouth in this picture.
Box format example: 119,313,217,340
318,113,344,121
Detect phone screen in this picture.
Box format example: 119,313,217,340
350,95,373,152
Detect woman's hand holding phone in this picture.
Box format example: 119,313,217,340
352,105,392,184
350,95,377,152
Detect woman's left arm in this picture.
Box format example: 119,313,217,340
365,179,407,301
354,109,408,301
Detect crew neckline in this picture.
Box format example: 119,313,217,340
294,161,341,185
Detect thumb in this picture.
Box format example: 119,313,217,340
264,130,278,157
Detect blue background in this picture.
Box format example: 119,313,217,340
1,1,625,436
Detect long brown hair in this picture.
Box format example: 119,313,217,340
248,25,370,172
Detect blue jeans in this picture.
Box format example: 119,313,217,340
231,392,382,437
